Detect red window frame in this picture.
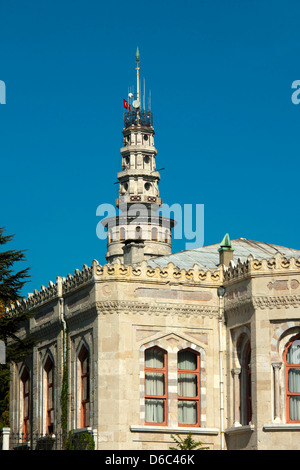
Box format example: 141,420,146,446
284,333,300,423
45,357,54,434
21,368,30,441
144,347,168,426
177,348,200,427
79,346,90,428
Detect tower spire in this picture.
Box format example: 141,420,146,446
136,47,140,104
102,50,175,265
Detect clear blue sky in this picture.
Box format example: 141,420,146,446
1,0,300,296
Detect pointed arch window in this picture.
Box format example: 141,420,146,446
79,345,90,428
177,349,200,426
235,334,251,426
144,347,167,425
285,333,300,422
21,367,30,440
45,357,54,434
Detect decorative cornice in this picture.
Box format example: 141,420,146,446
224,252,300,282
225,294,300,315
8,259,221,315
6,282,58,316
252,294,300,310
8,252,300,316
95,300,219,318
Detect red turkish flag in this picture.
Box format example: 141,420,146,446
123,99,131,110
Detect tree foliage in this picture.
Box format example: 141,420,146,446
170,432,209,450
0,227,32,427
0,227,29,305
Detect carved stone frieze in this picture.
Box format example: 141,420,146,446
226,294,300,314
224,298,254,320
95,300,219,318
252,295,300,310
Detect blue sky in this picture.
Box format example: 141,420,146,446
1,0,300,296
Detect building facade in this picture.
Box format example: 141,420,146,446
7,53,300,450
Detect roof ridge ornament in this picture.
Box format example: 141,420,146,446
218,233,234,267
219,233,234,251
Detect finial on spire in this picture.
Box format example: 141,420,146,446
136,47,140,105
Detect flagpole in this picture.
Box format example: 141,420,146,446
136,47,140,103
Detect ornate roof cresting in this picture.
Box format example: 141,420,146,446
224,252,300,282
7,259,221,315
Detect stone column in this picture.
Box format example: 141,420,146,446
2,427,10,450
232,368,241,426
168,350,179,428
272,362,282,423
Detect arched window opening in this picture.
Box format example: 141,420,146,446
45,357,54,434
79,345,90,428
177,349,200,426
135,226,142,240
151,227,158,242
144,347,167,425
120,227,125,241
21,367,30,441
285,333,300,423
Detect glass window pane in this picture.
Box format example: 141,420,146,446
178,350,197,370
48,387,53,408
82,376,88,400
145,372,165,396
82,356,88,374
145,399,164,423
287,340,300,365
178,401,197,425
178,374,197,397
48,367,53,384
145,348,164,369
24,396,29,416
288,369,300,393
290,396,300,421
85,402,90,426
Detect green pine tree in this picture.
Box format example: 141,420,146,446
0,227,32,428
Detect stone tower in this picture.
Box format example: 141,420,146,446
102,49,175,265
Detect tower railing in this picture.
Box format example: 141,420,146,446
124,110,153,128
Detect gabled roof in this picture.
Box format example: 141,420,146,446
148,238,300,271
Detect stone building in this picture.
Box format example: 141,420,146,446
7,52,300,450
